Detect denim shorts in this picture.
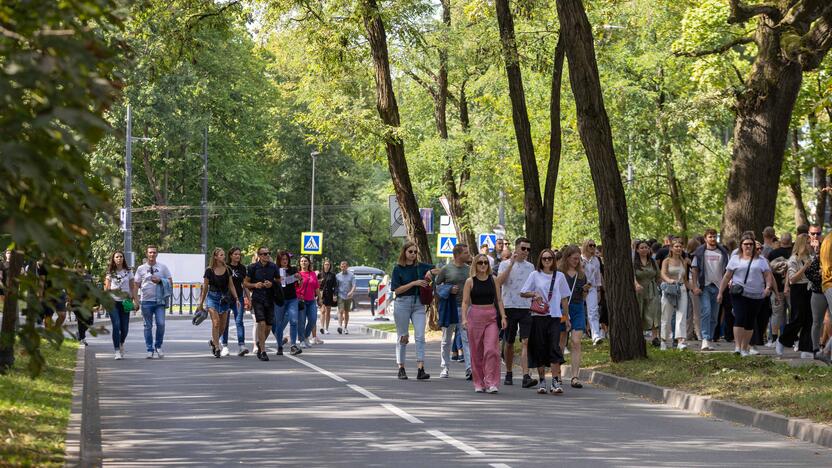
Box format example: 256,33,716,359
568,302,587,332
205,291,230,314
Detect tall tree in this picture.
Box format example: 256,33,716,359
362,0,431,260
556,0,646,361
718,1,832,240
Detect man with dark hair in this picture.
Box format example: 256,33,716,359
436,242,472,380
796,224,809,235
496,237,537,388
762,226,777,258
244,247,279,361
809,224,822,253
691,228,729,351
134,245,172,359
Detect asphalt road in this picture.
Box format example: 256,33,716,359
90,318,832,467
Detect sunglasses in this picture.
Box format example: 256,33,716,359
476,260,489,266
519,246,530,251
741,243,754,247
259,252,271,256
810,232,821,236
407,250,418,254
541,256,554,261
588,244,596,248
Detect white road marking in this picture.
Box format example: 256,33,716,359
381,403,423,424
490,464,512,468
286,355,347,383
347,384,382,401
426,429,485,456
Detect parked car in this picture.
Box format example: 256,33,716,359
348,266,385,306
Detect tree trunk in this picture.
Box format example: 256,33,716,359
657,78,687,242
139,135,169,247
362,0,431,261
0,252,23,373
788,128,809,227
543,36,565,246
556,0,646,362
455,82,477,249
495,0,546,260
814,166,828,227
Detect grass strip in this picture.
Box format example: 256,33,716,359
0,340,79,467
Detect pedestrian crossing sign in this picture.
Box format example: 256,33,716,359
301,232,323,255
478,233,497,252
437,234,457,258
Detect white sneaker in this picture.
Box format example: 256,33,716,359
324,329,330,335
439,367,449,378
344,328,349,335
146,351,155,359
677,342,688,351
564,347,571,355
734,346,741,355
486,386,499,394
775,340,784,356
764,340,775,348
592,337,603,346
748,347,760,355
660,341,668,351
155,348,164,358
314,336,324,345
794,343,799,352
800,352,814,359
115,351,123,360
119,344,125,355
740,350,750,357
220,346,230,357
304,339,312,348
701,340,712,351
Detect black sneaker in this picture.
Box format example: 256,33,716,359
651,337,660,347
417,368,431,380
290,345,302,356
257,352,269,361
337,327,343,334
504,372,513,385
465,368,472,381
275,347,284,356
398,367,408,380
550,377,563,394
214,348,221,358
209,340,216,354
522,374,539,388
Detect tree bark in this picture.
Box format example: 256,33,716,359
556,0,646,362
139,132,169,247
0,252,23,373
788,128,809,227
495,0,546,260
455,82,477,249
362,0,431,261
543,37,565,246
721,2,832,241
656,73,687,242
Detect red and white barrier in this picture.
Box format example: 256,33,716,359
375,275,390,317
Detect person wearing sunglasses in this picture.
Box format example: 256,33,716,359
461,254,507,393
390,241,440,380
133,245,173,359
436,243,472,380
520,248,571,394
717,232,775,357
496,237,537,388
244,247,280,361
581,239,605,345
808,224,822,253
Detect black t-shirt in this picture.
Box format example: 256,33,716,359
280,266,298,300
247,261,279,305
470,276,496,305
204,267,230,294
228,263,247,298
565,273,587,304
319,271,337,296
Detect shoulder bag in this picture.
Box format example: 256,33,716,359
729,258,752,295
530,273,557,315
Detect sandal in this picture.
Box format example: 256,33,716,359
570,377,583,388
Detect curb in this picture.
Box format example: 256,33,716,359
357,324,832,449
65,345,102,467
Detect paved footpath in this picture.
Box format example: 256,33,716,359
89,317,832,467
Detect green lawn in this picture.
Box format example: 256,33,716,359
571,340,832,425
0,340,79,466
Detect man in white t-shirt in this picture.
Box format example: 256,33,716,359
496,237,537,388
691,228,730,351
133,245,173,359
581,240,604,345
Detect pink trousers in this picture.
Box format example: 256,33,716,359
468,304,500,390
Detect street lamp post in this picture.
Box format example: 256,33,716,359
310,151,320,231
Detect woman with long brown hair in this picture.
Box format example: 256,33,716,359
198,248,239,358
633,240,661,347
777,233,814,358
318,259,338,335
104,251,138,360
660,239,689,350
558,245,589,388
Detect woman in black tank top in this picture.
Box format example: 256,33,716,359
198,248,239,358
461,254,507,393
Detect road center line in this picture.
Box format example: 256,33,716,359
347,384,382,400
381,403,423,424
286,355,347,383
426,429,485,457
490,464,513,468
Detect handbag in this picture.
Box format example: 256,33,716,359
122,298,135,313
729,258,752,296
192,307,208,326
419,280,434,305
530,272,557,315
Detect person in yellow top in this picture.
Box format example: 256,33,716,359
821,233,832,293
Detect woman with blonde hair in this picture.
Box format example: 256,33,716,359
198,248,239,358
581,239,604,345
776,233,814,358
461,254,507,393
660,239,689,350
558,245,589,388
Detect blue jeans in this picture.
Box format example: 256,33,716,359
441,322,470,370
452,326,463,353
273,298,298,347
108,301,130,350
222,297,246,346
298,299,318,342
699,284,719,341
140,301,166,352
394,295,426,365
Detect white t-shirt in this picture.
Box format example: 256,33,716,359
500,260,534,309
520,270,571,318
134,262,172,302
106,268,132,300
582,255,603,288
726,255,770,299
692,247,725,287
